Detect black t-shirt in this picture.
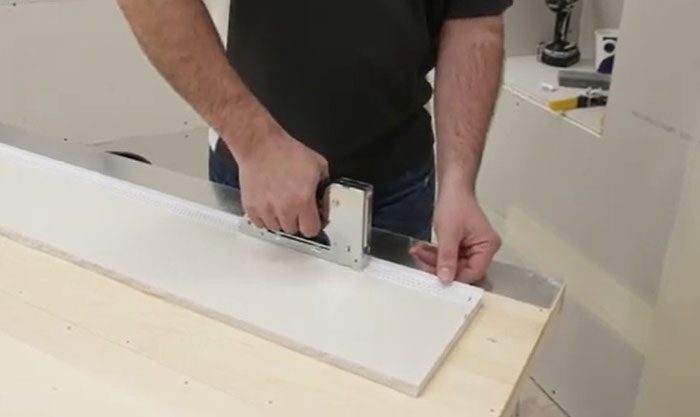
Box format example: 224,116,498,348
217,0,512,184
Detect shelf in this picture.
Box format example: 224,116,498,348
503,55,607,136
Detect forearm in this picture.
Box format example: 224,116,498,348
434,16,504,195
117,0,273,159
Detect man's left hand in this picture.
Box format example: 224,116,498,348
410,188,501,284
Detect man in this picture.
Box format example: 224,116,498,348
117,0,508,284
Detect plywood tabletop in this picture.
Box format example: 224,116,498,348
0,235,560,417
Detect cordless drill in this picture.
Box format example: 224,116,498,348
539,0,581,67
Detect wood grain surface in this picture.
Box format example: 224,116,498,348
0,235,558,416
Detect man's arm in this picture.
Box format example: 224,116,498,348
117,0,327,237
434,16,503,194
118,0,261,157
411,16,504,283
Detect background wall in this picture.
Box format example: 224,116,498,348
617,0,700,416
481,0,697,416
0,0,203,142
0,0,624,178
480,88,654,417
634,139,700,417
502,0,551,57
0,0,210,177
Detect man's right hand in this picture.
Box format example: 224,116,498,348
116,0,328,236
234,122,329,238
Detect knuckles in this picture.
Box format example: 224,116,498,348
240,158,326,227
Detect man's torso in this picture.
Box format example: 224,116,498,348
215,0,447,183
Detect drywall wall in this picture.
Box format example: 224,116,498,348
92,128,209,179
0,0,203,143
532,297,644,417
503,0,551,57
479,1,697,415
481,89,686,309
611,0,700,415
0,0,564,146
478,90,654,417
634,135,700,417
97,0,229,179
601,0,695,306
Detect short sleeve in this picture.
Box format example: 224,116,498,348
445,0,513,19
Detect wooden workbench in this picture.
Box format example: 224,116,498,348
0,234,560,416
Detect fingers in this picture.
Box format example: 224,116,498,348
239,145,328,237
456,236,501,283
412,239,501,284
413,260,437,275
297,168,326,237
259,205,281,231
435,226,461,284
248,214,265,229
409,243,437,265
456,253,490,283
412,230,502,285
244,200,279,231
409,244,437,274
245,189,320,236
244,179,319,236
250,201,317,236
276,207,299,235
297,194,322,237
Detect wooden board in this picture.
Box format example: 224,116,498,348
0,234,558,416
0,144,482,396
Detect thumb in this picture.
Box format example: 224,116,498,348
436,226,461,284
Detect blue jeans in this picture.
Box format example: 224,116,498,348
209,152,435,241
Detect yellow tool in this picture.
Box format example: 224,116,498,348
548,88,608,112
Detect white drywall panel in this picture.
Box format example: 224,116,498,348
0,0,203,143
494,202,653,417
532,297,645,417
477,85,686,417
602,0,698,302
480,90,686,307
605,2,698,148
634,140,700,417
606,0,700,415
